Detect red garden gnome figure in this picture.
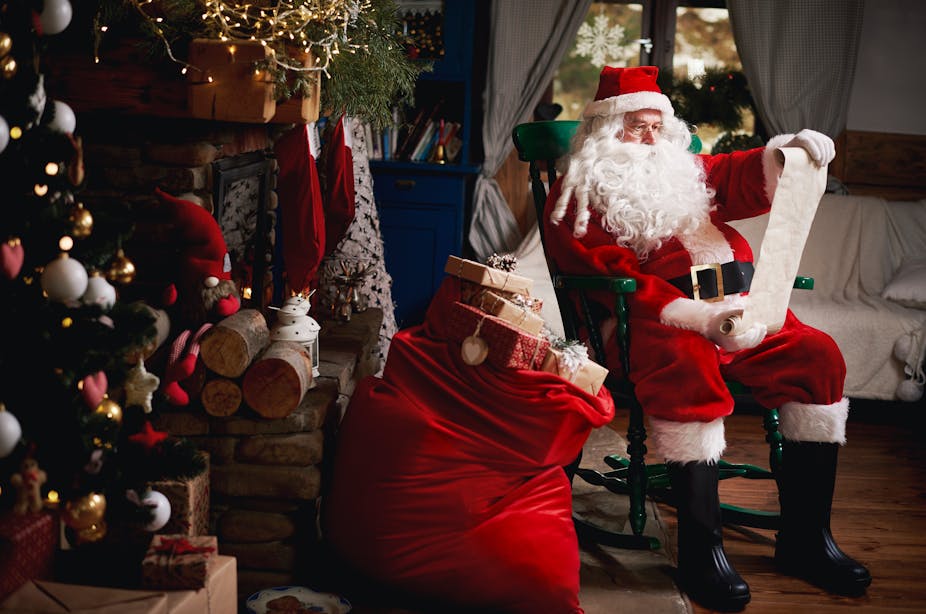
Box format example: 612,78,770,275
544,66,870,611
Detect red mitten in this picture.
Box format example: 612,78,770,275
274,123,325,294
323,113,356,257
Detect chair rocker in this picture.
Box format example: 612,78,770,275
512,120,810,550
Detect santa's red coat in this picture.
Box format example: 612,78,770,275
543,147,846,423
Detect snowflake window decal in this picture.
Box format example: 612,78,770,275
573,13,633,68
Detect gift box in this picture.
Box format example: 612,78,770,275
473,290,546,335
150,454,210,536
0,511,57,601
445,255,534,296
1,555,236,614
540,346,609,395
141,534,217,591
447,302,549,370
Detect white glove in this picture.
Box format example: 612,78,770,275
703,306,767,352
784,129,835,168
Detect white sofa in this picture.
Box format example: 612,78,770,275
731,194,926,402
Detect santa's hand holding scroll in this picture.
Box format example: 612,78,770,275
544,65,870,612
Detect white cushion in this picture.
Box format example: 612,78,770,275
882,259,926,309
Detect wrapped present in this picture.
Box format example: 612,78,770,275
150,453,210,536
445,255,533,296
473,290,546,335
1,555,237,614
141,534,217,591
0,511,56,601
540,345,609,396
447,302,549,370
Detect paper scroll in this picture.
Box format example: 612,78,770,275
723,147,827,336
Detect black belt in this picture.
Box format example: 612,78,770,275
667,261,754,301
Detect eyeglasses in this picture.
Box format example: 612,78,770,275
623,121,662,138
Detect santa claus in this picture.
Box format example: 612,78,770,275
544,65,870,611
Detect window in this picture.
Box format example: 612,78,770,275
551,1,758,153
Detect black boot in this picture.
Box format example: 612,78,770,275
668,461,750,612
775,441,872,595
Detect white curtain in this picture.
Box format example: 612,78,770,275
728,0,865,138
467,0,593,261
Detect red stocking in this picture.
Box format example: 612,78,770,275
274,123,325,294
323,113,356,257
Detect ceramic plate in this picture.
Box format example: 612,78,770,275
245,586,352,614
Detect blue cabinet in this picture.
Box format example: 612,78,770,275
372,0,487,328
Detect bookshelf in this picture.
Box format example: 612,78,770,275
370,0,487,328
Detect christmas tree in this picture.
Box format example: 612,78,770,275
0,0,203,546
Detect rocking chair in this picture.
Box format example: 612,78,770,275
512,120,812,550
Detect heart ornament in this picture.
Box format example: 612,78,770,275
80,371,108,409
461,318,489,366
1,238,24,280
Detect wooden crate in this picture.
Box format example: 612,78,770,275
187,39,276,123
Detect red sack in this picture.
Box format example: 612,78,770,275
323,276,614,613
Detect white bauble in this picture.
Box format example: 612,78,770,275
39,0,73,35
142,490,172,532
0,115,8,154
81,273,117,310
48,100,76,134
0,406,22,458
42,253,88,302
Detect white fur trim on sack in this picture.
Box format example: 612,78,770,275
583,91,674,119
762,133,793,204
649,416,726,463
778,397,849,444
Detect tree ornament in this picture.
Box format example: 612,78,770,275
1,237,24,280
0,403,22,458
82,271,117,310
129,421,168,450
106,248,136,284
41,252,89,302
124,359,160,414
141,489,171,532
39,0,73,36
0,114,8,154
0,55,15,79
69,202,93,238
79,370,108,409
93,395,123,424
47,100,76,134
0,32,11,58
10,457,47,514
63,492,107,531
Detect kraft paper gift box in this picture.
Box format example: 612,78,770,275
473,290,546,335
150,453,210,536
540,346,609,396
0,556,236,614
444,255,534,296
141,534,217,591
0,511,57,601
447,301,550,370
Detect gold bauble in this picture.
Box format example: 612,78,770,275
74,519,108,545
69,203,93,239
106,249,136,284
63,492,107,531
94,396,122,424
0,33,11,59
1,55,15,79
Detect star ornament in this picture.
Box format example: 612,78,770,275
124,359,160,414
129,421,168,450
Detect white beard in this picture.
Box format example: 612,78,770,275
568,135,715,260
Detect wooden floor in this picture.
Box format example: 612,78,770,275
612,398,926,614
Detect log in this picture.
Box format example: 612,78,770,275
199,309,270,378
201,377,243,417
242,341,314,419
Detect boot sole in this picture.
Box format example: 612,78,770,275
775,560,872,596
679,580,751,612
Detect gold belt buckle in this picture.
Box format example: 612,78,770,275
690,263,724,302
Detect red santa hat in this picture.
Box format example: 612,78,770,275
583,65,674,119
154,188,232,288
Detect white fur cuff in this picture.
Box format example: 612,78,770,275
778,397,849,444
649,416,726,464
